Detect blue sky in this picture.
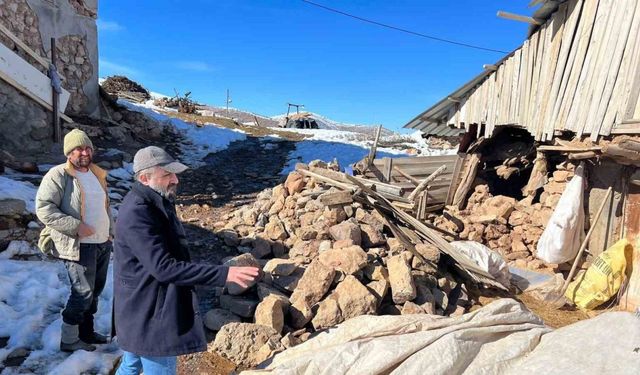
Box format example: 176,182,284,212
98,0,535,132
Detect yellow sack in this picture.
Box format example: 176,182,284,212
565,238,632,310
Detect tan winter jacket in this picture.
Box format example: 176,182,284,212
36,161,114,261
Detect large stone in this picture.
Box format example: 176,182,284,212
480,196,517,220
329,221,361,245
219,229,240,246
289,240,320,263
401,301,425,315
312,297,342,330
251,236,272,259
285,172,305,195
387,237,406,255
333,275,377,320
255,295,286,334
257,283,289,303
355,208,384,231
363,263,389,281
225,253,260,295
264,259,299,276
387,253,416,304
204,309,241,331
318,245,368,275
0,199,26,216
415,243,440,263
323,207,347,226
211,323,281,368
289,299,314,329
289,259,335,306
366,279,389,302
219,295,259,318
360,224,386,248
265,219,288,241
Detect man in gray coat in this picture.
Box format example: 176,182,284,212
36,129,113,352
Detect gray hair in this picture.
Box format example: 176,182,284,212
134,166,158,182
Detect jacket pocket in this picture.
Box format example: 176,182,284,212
118,275,137,290
153,287,166,321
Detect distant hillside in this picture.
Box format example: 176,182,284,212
272,112,396,137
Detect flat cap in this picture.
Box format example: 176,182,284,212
133,146,188,174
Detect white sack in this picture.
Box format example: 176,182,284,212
450,241,511,289
536,164,585,264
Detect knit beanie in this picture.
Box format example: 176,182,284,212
63,129,94,155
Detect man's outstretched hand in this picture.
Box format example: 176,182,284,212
226,266,260,288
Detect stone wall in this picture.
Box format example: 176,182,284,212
0,0,99,154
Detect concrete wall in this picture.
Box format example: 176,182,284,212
0,0,98,154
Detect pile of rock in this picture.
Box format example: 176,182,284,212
433,162,576,271
207,162,474,367
0,199,41,259
101,75,151,102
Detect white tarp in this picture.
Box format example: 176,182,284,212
243,299,640,375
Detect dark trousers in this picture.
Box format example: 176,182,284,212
62,242,111,336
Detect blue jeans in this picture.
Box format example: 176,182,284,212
115,351,177,375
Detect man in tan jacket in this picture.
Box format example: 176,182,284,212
36,129,114,352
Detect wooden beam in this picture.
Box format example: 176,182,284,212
408,164,447,202
483,64,498,71
393,165,420,186
364,124,383,172
497,11,543,25
537,145,602,152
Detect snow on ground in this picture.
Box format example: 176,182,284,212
119,100,247,168
0,177,38,214
278,128,456,174
0,260,120,374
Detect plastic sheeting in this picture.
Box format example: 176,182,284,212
244,299,640,375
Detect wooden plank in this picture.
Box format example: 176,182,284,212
572,0,615,136
538,4,568,140
549,0,585,131
445,154,465,206
0,41,71,114
382,157,393,183
599,0,640,136
452,153,481,209
319,191,353,206
589,0,636,139
497,11,543,25
557,0,600,131
393,165,420,186
0,22,50,70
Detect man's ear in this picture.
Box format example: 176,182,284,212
138,173,149,185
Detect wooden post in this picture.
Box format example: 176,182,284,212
382,157,393,183
560,188,613,299
364,125,382,172
50,38,61,144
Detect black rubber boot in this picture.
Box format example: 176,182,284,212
79,317,109,344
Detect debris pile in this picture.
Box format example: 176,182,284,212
101,75,151,102
207,161,499,367
433,162,577,271
153,92,198,114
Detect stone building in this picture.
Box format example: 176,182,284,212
0,0,98,154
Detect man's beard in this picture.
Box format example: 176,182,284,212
150,182,178,200
74,156,92,168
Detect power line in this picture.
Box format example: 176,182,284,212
301,0,509,54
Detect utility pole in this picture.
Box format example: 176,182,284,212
226,89,232,116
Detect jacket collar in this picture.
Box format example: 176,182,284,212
131,182,172,219
64,160,107,181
